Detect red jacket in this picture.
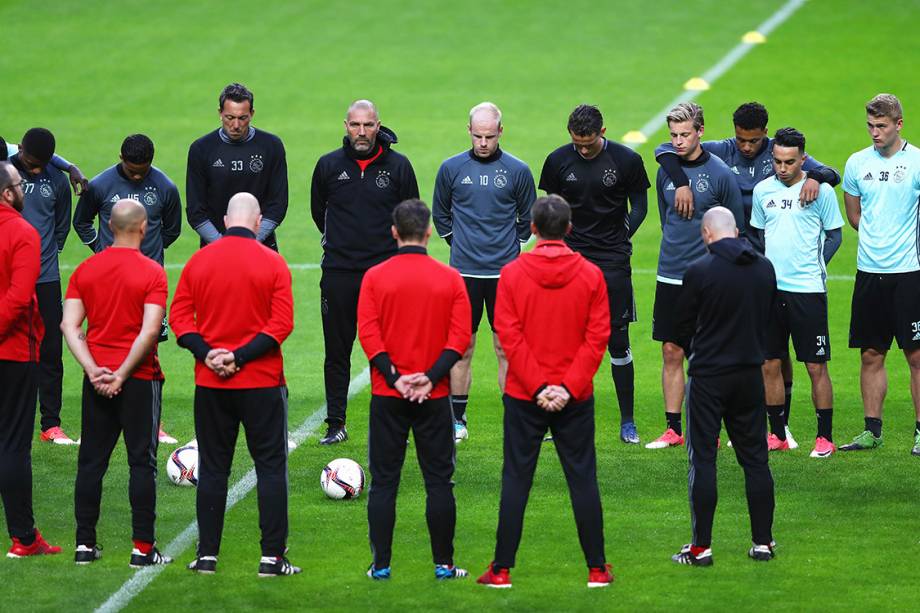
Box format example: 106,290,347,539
358,247,471,398
65,247,168,380
170,230,293,388
0,205,44,362
495,240,610,402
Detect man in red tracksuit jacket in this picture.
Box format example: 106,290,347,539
62,198,171,568
170,192,297,577
357,198,471,581
477,194,613,589
0,161,61,558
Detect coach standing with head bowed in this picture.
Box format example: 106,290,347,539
670,206,776,567
478,194,613,589
171,193,298,577
359,198,471,581
62,199,171,567
0,160,62,558
186,83,288,250
311,99,420,446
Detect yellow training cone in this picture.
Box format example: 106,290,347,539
742,31,767,44
684,77,710,91
622,131,647,144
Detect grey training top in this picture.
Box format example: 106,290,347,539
432,149,535,277
656,151,745,284
12,154,71,284
73,164,182,265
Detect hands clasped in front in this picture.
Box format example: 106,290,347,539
205,348,239,378
87,365,123,399
394,373,433,404
536,385,570,412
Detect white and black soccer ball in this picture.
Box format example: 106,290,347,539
320,458,365,499
166,445,199,487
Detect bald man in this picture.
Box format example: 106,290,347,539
62,198,171,567
670,207,777,566
311,99,419,444
171,192,298,577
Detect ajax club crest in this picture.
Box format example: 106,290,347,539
249,154,264,173
376,170,391,189
695,173,711,193
602,168,617,187
39,179,53,198
493,169,508,189
143,187,159,206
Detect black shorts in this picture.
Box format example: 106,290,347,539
652,281,683,343
764,291,830,363
463,276,498,333
850,270,920,351
602,268,636,329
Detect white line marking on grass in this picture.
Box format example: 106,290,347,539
624,0,807,150
95,368,371,613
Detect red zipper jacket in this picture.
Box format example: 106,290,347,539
0,204,44,362
496,240,610,402
170,229,293,388
358,247,471,398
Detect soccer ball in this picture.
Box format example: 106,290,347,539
321,458,365,499
166,445,199,487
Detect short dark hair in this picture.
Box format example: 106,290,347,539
392,198,430,242
21,128,56,165
0,161,15,191
733,102,769,131
121,134,155,164
532,195,571,240
0,136,7,162
219,83,254,112
567,104,603,136
773,127,805,153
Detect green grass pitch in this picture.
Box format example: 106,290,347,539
3,0,920,610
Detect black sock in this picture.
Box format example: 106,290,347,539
451,395,468,426
783,382,793,425
865,417,882,438
816,408,833,441
611,362,635,423
19,529,36,546
666,411,682,436
767,405,786,440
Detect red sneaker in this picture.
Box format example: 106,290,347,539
587,563,614,588
767,433,790,452
810,437,836,458
645,428,684,449
158,427,178,445
7,530,62,558
40,426,78,445
477,563,512,588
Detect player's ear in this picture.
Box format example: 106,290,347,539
530,221,538,237
391,225,399,241
566,222,573,236
600,127,606,137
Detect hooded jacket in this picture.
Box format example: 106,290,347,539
495,240,610,402
676,236,776,377
0,204,44,362
310,127,420,272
